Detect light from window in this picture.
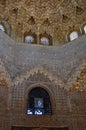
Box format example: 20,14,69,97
35,109,43,115
34,98,44,108
27,109,33,115
70,31,78,41
0,24,5,32
41,37,49,45
27,87,52,115
25,35,34,43
84,25,86,34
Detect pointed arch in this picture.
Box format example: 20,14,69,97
24,30,37,44
25,83,56,115
14,66,64,87
27,87,52,115
67,28,81,42
39,32,52,46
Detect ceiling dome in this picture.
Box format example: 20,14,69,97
0,0,86,45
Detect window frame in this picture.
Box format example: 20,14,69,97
27,87,52,115
69,31,79,41
24,31,37,44
39,32,52,46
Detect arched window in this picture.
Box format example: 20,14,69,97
24,31,37,44
0,20,11,36
40,37,49,45
25,35,35,43
39,33,52,46
69,31,79,41
27,87,52,115
84,25,86,34
0,24,5,32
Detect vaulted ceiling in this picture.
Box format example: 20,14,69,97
0,0,86,44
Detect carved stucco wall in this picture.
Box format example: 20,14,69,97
0,31,86,130
0,1,86,130
0,0,86,44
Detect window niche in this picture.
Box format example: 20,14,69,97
69,31,79,41
67,30,79,42
24,31,37,44
27,87,52,115
0,24,5,32
81,24,86,35
0,20,11,36
83,25,86,34
39,32,52,46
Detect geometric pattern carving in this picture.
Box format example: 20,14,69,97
0,74,8,88
1,0,86,44
0,59,12,91
28,70,51,83
76,6,84,15
70,90,86,112
42,18,50,26
62,15,69,23
69,65,86,92
28,16,35,25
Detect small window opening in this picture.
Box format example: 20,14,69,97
24,31,37,44
70,31,79,41
27,87,52,115
0,24,5,32
84,25,86,34
40,37,49,45
39,33,52,46
25,35,35,44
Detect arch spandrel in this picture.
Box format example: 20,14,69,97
66,63,86,92
14,66,64,88
0,74,9,90
0,58,12,92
